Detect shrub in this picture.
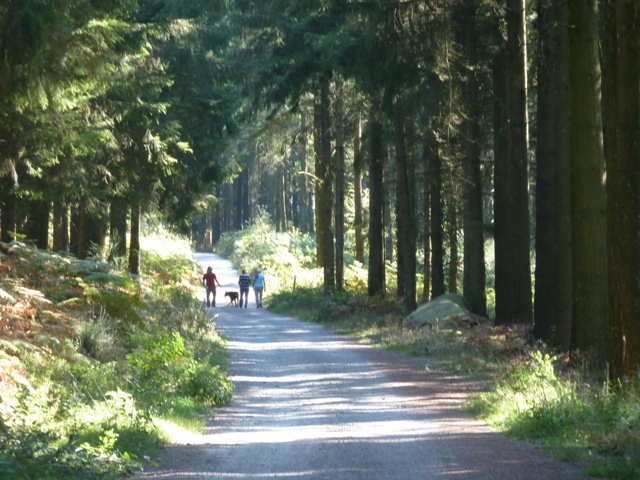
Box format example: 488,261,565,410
178,361,233,406
127,331,187,395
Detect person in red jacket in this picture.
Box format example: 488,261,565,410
202,266,222,307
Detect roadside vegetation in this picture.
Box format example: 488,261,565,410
0,227,232,480
219,216,640,480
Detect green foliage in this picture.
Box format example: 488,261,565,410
73,308,122,361
82,286,142,328
0,234,231,480
177,362,233,406
127,331,186,394
216,210,320,294
466,352,640,478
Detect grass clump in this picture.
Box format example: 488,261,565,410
0,230,231,480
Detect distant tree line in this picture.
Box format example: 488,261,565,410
0,1,638,379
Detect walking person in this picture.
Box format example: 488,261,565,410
202,266,222,307
253,268,266,308
238,269,252,308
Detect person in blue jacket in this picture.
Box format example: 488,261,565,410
253,268,266,308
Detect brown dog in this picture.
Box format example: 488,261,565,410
224,291,239,307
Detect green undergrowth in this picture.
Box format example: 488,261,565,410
215,207,321,295
0,230,232,480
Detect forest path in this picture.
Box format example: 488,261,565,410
139,252,588,480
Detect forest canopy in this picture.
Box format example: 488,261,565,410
0,0,639,379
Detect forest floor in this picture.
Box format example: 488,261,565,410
138,252,595,480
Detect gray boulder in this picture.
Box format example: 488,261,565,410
403,293,477,330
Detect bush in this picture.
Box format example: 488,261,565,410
127,331,187,395
178,362,233,406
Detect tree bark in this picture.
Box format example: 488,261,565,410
393,96,417,312
422,143,431,302
128,201,141,275
354,116,365,265
69,205,79,257
76,205,89,260
27,199,50,250
546,0,574,351
109,197,128,260
318,75,334,292
242,167,250,228
495,0,533,325
384,148,394,265
459,0,487,316
569,0,608,364
298,109,314,234
368,98,385,297
314,87,325,268
234,173,243,230
607,0,640,379
447,180,459,294
492,35,511,324
428,140,445,298
534,0,560,342
507,0,532,323
334,78,345,292
52,200,69,252
0,184,16,243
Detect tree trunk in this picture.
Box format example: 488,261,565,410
76,205,89,260
459,1,487,316
280,167,287,232
492,37,511,324
319,75,334,292
27,199,50,250
552,0,573,351
507,0,532,323
314,87,325,268
368,98,385,297
429,141,445,298
52,200,69,252
191,215,208,251
87,210,105,253
242,167,250,227
534,0,560,342
422,144,432,302
384,148,394,265
495,0,533,325
334,78,345,292
234,173,243,230
298,109,314,234
0,185,16,243
128,201,141,275
447,181,459,294
569,0,608,364
69,205,79,257
109,197,128,260
354,116,365,264
607,0,640,379
393,97,417,312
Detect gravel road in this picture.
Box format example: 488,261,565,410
140,252,588,479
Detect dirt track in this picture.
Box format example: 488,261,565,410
139,252,589,479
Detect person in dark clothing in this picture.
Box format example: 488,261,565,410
238,269,252,308
202,266,222,307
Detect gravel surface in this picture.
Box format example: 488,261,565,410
139,252,589,479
